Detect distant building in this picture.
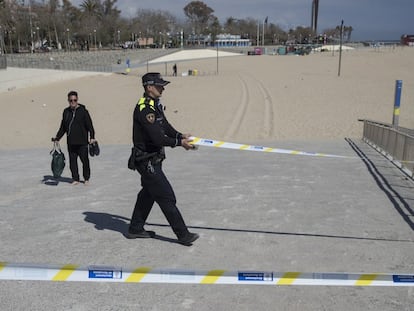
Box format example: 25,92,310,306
138,38,154,46
186,34,211,46
401,34,414,46
215,34,251,47
186,34,251,47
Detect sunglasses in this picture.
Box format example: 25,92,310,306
69,99,78,102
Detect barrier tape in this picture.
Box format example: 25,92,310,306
189,137,357,159
1,262,413,286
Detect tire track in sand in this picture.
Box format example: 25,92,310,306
253,76,275,138
224,73,274,139
223,74,250,139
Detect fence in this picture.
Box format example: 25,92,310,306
5,49,176,73
359,119,414,178
0,55,6,69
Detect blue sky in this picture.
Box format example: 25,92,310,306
71,0,414,41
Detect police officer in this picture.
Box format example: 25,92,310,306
127,72,199,246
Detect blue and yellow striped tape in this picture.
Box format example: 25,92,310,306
189,137,357,159
0,262,413,286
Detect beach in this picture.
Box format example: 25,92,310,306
1,47,414,310
1,46,413,149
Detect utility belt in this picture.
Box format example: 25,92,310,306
128,146,165,171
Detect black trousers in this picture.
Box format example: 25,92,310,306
68,144,90,182
130,161,189,238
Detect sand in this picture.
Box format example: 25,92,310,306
1,48,414,310
0,46,413,150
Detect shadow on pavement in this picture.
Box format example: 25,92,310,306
82,211,413,244
346,138,414,231
41,175,73,186
146,223,413,243
82,212,182,245
83,212,129,233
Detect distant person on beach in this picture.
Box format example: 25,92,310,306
173,63,177,76
53,90,96,185
126,72,199,245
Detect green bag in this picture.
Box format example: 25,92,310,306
50,141,65,178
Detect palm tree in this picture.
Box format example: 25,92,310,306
47,0,61,49
346,26,353,42
100,0,121,46
79,0,102,46
80,0,101,17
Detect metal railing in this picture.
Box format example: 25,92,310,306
359,119,414,177
5,49,177,73
0,55,6,69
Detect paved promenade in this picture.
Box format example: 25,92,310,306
0,139,413,310
0,67,108,93
0,49,242,93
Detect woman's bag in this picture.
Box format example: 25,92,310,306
50,141,65,178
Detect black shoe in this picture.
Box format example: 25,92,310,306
88,143,94,157
92,141,100,156
125,229,155,239
89,141,100,157
178,232,199,246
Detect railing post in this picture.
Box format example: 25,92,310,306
392,80,402,128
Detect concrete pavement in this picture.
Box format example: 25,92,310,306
0,67,108,93
0,139,413,310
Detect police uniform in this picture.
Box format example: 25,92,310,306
127,72,199,245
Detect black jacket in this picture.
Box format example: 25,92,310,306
133,95,182,153
56,104,95,145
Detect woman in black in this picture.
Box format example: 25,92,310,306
54,91,96,185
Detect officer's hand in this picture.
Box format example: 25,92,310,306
182,133,192,139
181,138,196,150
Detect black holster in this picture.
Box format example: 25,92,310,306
128,147,164,170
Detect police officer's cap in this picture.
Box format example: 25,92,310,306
142,72,170,87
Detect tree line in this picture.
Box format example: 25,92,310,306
0,0,353,53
